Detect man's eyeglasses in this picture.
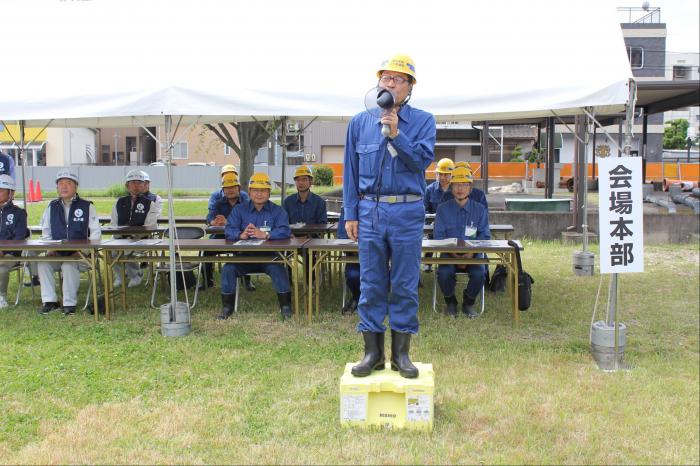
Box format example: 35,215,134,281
379,74,409,85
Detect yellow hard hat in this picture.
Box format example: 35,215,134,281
435,158,455,174
294,165,313,179
377,54,417,84
454,161,472,170
248,172,272,190
221,173,240,188
450,167,473,184
220,164,238,176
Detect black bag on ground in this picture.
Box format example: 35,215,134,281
507,240,534,311
488,265,508,293
86,294,106,315
167,270,197,290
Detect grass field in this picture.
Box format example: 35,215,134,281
0,239,697,464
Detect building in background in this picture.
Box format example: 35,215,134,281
0,123,47,166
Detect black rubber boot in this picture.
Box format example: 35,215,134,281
390,330,419,378
351,332,385,377
244,275,256,291
217,293,236,320
462,289,479,318
444,295,458,317
341,298,358,315
278,292,293,320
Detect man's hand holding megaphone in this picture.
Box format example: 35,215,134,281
380,109,399,139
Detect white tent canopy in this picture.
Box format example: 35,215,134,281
0,0,632,127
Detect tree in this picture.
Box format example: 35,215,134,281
663,118,690,150
205,120,280,190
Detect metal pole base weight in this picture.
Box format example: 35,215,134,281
573,251,595,276
590,320,627,371
160,302,191,337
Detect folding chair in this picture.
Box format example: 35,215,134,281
432,268,486,315
150,226,205,309
234,272,268,313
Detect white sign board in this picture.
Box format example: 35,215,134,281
598,157,644,273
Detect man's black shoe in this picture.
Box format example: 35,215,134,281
244,276,256,292
63,306,76,316
24,276,40,287
38,302,59,315
444,295,458,317
341,298,358,315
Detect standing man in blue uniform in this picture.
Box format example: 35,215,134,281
336,207,360,315
37,169,101,316
343,54,436,378
219,173,292,320
283,165,327,225
434,167,490,318
0,175,28,308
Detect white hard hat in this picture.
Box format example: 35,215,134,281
140,170,151,182
125,169,146,183
0,174,15,190
55,168,79,185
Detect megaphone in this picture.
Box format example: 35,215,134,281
364,87,396,137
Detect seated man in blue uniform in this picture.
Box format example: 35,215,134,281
110,169,160,288
433,167,491,318
423,157,454,272
424,158,454,214
0,175,28,309
283,165,327,227
219,172,292,321
37,169,101,316
343,54,436,379
204,172,254,290
454,161,488,210
336,207,360,315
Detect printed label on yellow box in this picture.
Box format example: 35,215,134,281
406,394,431,422
341,394,367,421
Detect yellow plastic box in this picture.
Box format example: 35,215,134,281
339,362,434,431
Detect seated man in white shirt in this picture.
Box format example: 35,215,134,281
37,169,101,316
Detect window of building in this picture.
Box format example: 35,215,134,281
627,46,644,69
673,65,691,80
172,142,188,159
224,144,231,156
101,144,111,163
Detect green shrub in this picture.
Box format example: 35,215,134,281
313,164,334,186
105,183,128,198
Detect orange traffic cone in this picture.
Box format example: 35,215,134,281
28,179,35,203
35,181,42,201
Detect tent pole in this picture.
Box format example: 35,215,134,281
164,115,178,320
546,117,555,199
18,121,28,208
480,122,489,193
281,117,288,201
642,110,648,183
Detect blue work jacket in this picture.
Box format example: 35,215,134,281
342,104,436,221
283,192,327,224
434,198,491,241
225,200,291,241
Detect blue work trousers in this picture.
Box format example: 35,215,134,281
357,199,424,334
221,262,290,294
437,262,486,300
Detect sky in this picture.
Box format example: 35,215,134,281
650,0,700,53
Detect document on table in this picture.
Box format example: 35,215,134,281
334,239,357,245
130,239,161,245
234,239,265,246
422,238,458,247
464,240,504,248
